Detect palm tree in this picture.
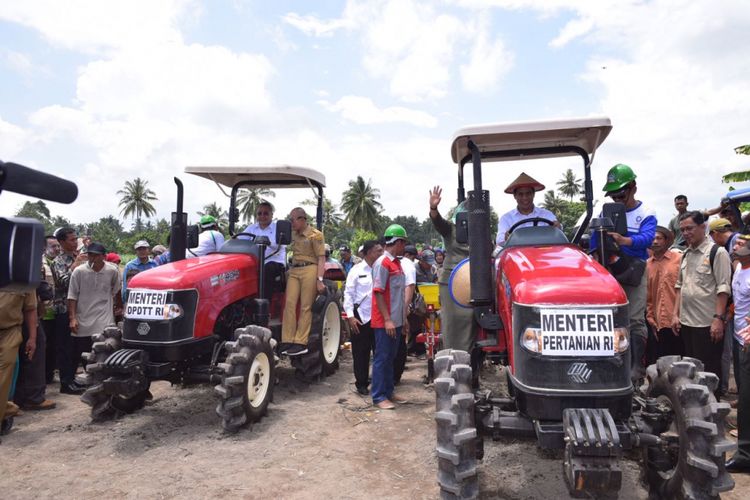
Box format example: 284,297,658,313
197,202,229,232
117,177,157,232
340,176,383,232
556,168,582,201
542,190,566,218
237,188,276,222
301,196,343,232
721,144,750,183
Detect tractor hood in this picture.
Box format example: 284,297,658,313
128,253,256,290
500,245,626,306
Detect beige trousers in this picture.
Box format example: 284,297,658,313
0,327,22,423
282,265,318,345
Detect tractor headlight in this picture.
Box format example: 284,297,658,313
163,303,183,320
521,328,542,353
614,327,629,353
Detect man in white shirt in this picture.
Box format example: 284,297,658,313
496,172,559,247
343,240,383,395
188,216,225,257
241,201,286,295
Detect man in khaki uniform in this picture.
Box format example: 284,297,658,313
282,207,326,356
0,291,38,425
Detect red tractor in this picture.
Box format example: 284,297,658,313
80,166,345,431
435,118,736,499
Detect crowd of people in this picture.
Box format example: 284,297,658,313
1,167,749,474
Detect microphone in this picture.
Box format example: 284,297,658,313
0,161,78,204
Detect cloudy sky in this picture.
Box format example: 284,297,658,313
1,0,749,230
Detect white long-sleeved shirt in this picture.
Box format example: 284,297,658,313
344,260,374,324
241,220,286,265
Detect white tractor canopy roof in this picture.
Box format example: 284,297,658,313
450,117,612,164
184,165,326,189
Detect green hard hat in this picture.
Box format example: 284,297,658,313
384,224,407,242
603,163,636,192
199,215,217,227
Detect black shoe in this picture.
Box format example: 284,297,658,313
285,344,309,356
60,383,86,395
726,456,750,473
356,386,369,395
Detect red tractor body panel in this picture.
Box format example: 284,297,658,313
497,245,627,372
127,254,259,339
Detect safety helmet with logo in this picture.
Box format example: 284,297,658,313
200,215,218,229
603,164,636,193
384,224,408,245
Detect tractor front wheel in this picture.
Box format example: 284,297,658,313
643,355,735,499
434,349,479,500
215,325,275,432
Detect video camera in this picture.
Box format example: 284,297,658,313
0,160,78,291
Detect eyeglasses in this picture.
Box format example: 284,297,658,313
607,187,630,201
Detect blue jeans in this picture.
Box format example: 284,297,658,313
372,327,402,404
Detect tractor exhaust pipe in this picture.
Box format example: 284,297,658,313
170,177,187,262
467,141,493,307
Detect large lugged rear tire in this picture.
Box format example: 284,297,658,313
291,288,342,380
215,325,275,433
643,355,735,499
81,325,151,420
434,349,478,500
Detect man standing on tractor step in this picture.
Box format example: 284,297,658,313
593,164,656,381
370,224,409,410
282,207,326,356
496,172,559,248
673,211,731,400
344,240,383,395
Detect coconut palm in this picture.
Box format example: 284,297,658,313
542,190,567,218
237,188,276,222
721,144,750,183
340,176,383,232
556,168,582,201
117,178,157,232
301,196,343,232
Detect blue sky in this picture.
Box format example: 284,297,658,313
1,0,749,231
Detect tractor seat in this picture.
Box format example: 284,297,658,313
219,238,262,258
504,226,569,248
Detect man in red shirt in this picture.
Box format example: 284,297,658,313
371,224,408,410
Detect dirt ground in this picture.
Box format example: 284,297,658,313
2,352,748,499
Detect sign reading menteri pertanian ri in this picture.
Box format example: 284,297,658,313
539,308,615,356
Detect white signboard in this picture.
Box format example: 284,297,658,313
125,289,170,321
539,308,615,357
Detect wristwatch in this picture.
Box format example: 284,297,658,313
713,313,726,322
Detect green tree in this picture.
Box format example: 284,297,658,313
349,228,379,254
542,190,567,214
117,177,157,232
301,196,343,237
340,176,383,232
556,168,582,201
721,144,750,183
237,188,276,223
198,202,229,233
392,215,424,244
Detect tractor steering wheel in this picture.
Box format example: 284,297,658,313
507,217,556,235
231,232,257,241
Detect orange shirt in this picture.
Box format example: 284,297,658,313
646,250,681,330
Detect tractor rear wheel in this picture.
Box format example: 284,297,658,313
643,356,735,499
434,349,478,500
81,325,150,420
291,288,342,381
215,325,275,432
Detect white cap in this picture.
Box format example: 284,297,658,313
134,240,150,249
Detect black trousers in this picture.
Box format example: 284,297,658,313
350,319,374,390
406,314,425,355
55,312,75,386
681,324,723,398
646,326,685,366
42,318,56,383
733,342,750,462
14,322,47,406
71,336,93,377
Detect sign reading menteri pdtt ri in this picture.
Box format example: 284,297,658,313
539,308,615,356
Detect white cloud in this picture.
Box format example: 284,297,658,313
460,20,514,92
0,116,32,158
319,96,438,127
281,12,352,37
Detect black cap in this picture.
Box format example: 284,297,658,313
86,242,107,255
404,244,418,255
